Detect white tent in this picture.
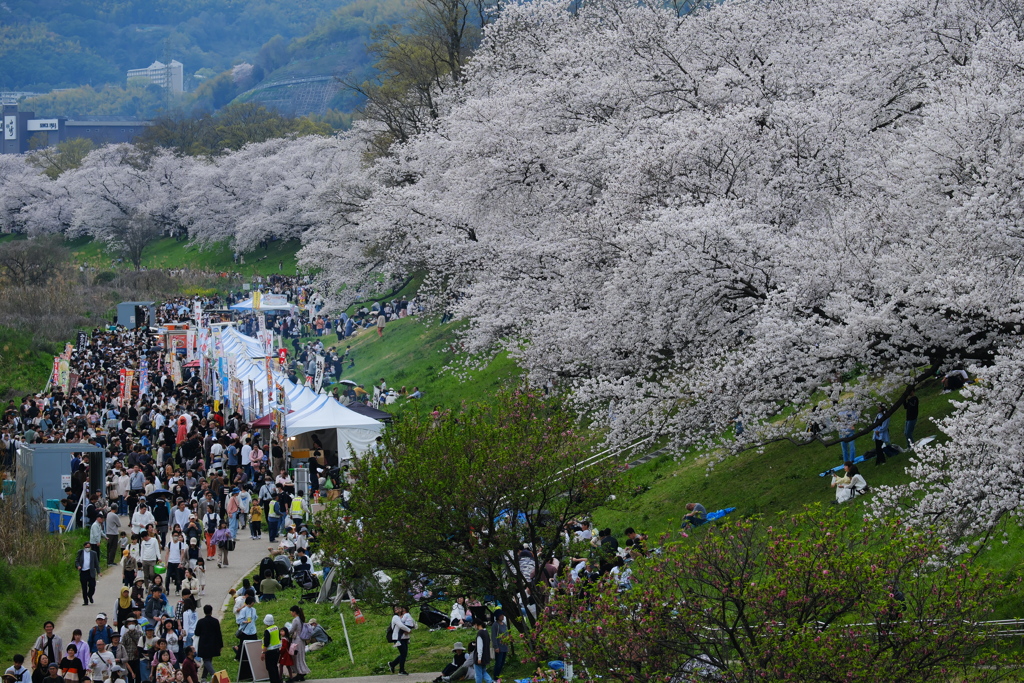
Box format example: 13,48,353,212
217,327,383,456
229,294,295,312
286,392,383,458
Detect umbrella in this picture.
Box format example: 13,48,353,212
150,488,172,496
339,380,357,386
183,360,200,368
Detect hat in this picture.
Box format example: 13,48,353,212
47,664,58,670
452,642,465,651
144,625,155,632
493,609,503,618
190,537,198,545
231,487,240,493
126,617,138,623
96,613,107,620
263,614,275,625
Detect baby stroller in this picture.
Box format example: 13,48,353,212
295,567,320,591
274,554,295,588
417,604,451,631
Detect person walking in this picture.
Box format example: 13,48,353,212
904,386,919,448
873,404,891,466
105,506,122,567
76,541,101,606
287,606,310,682
259,615,283,683
234,596,258,660
472,621,492,683
387,606,415,675
491,610,509,680
30,622,63,669
211,521,232,569
139,530,161,585
193,606,222,682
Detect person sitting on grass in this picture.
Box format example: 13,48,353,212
434,642,468,683
681,503,707,530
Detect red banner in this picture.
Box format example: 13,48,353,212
118,368,127,407
278,348,287,368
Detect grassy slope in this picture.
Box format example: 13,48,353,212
0,326,60,397
210,585,533,680
0,529,89,663
592,382,958,536
66,236,303,277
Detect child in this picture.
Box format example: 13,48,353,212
194,559,206,597
187,538,201,570
249,502,263,540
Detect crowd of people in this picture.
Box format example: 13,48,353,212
0,281,353,683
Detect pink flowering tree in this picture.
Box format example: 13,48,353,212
317,389,619,633
533,506,1016,683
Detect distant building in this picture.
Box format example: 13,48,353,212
0,92,41,106
0,104,151,154
127,60,184,94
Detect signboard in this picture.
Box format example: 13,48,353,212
61,474,71,490
252,291,262,311
3,116,16,140
76,331,88,349
314,354,325,393
27,119,58,131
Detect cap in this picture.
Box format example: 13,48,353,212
493,609,503,617
96,613,107,620
452,642,465,651
231,487,240,493
263,614,275,625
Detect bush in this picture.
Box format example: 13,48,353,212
94,271,117,285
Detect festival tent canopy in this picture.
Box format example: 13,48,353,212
229,294,294,312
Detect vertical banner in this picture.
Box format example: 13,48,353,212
58,358,71,393
265,357,274,404
193,300,203,328
118,369,127,407
252,290,262,311
63,342,73,359
76,331,88,349
171,358,182,385
218,357,228,404
248,379,256,418
52,358,61,387
124,369,135,403
277,348,287,369
257,390,264,417
314,354,325,393
139,359,149,396
186,328,196,361
258,313,266,334
197,329,210,372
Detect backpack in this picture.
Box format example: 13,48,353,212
385,624,397,643
300,622,315,641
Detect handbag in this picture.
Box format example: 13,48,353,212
235,628,247,640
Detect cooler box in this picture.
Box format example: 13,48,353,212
46,508,74,533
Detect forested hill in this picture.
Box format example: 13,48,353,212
0,0,407,95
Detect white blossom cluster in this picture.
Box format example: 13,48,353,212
2,0,1024,542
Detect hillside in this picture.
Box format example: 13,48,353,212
0,0,346,92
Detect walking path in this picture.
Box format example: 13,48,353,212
54,518,268,636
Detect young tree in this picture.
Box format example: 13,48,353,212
534,507,1018,683
316,390,618,633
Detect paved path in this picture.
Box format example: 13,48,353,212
54,518,268,637
310,677,435,683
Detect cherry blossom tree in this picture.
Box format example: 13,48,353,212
320,0,1024,462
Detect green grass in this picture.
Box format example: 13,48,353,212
592,382,957,537
211,587,534,678
66,236,303,277
0,326,60,397
0,529,89,663
308,314,520,413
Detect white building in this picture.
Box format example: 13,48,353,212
127,60,184,94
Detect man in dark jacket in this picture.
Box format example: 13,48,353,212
75,541,101,605
194,605,223,681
